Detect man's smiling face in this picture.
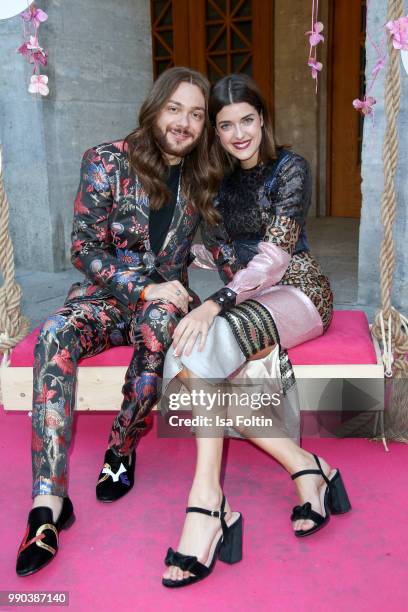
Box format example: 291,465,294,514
153,81,206,164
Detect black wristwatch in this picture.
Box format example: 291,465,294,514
204,287,237,314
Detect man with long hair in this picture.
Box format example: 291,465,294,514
16,67,218,577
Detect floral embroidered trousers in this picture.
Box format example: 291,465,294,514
31,297,182,497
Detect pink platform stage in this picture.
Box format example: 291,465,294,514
0,407,407,611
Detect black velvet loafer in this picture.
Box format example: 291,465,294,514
96,449,135,502
16,497,75,577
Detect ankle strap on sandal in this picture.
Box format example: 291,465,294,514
290,454,330,486
186,495,228,538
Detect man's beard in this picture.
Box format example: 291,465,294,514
152,124,199,159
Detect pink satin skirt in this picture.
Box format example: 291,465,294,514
163,285,323,383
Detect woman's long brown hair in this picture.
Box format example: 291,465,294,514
125,67,220,225
209,74,280,175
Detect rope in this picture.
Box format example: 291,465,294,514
370,0,408,443
0,146,30,356
371,0,408,377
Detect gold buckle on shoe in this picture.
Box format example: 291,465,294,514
18,523,58,556
36,524,58,555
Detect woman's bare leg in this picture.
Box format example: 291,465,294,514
163,367,232,583
163,362,334,583
244,436,334,532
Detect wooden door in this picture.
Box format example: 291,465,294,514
328,0,366,218
150,0,273,112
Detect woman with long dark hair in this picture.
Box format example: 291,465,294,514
161,74,351,588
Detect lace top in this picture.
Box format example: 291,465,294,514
201,149,312,282
219,149,311,255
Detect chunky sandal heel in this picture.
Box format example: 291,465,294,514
218,514,243,564
162,495,242,588
328,471,352,514
290,454,351,537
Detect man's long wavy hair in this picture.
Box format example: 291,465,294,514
209,74,280,174
125,67,220,225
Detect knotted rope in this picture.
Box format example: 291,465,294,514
0,146,30,359
371,0,408,441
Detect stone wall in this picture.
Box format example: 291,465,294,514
0,0,152,272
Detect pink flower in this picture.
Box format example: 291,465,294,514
17,41,30,57
17,36,48,66
386,16,408,51
306,21,324,47
27,36,48,65
28,74,49,96
352,96,376,116
21,5,48,28
308,58,323,80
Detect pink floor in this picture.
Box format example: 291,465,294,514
1,407,407,612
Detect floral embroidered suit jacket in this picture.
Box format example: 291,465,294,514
67,140,200,309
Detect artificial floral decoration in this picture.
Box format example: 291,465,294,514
21,3,47,27
16,3,49,96
386,15,408,50
352,0,386,122
352,96,377,116
17,35,48,65
28,74,49,95
306,0,324,92
308,57,323,81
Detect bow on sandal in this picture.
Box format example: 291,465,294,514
290,454,351,537
162,495,243,588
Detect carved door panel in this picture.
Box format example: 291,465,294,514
150,0,273,111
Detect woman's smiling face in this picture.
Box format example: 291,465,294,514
215,102,263,169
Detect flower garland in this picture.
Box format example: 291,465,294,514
306,0,324,92
353,1,408,120
16,3,49,96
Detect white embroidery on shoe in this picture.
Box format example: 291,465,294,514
102,463,127,482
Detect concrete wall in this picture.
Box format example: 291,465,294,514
0,0,152,272
274,0,329,216
358,0,408,313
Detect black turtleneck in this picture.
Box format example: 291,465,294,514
148,162,181,255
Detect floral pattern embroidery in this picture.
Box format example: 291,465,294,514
32,298,183,497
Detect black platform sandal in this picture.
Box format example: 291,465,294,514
290,454,351,537
16,497,75,576
162,495,243,588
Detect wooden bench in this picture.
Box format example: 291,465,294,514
1,311,384,415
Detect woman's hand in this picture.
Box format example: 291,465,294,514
144,281,192,313
172,300,221,356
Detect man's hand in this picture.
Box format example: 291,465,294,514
172,300,221,357
144,281,192,313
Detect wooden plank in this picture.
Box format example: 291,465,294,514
1,360,384,412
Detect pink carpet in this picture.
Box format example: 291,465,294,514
0,407,406,611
